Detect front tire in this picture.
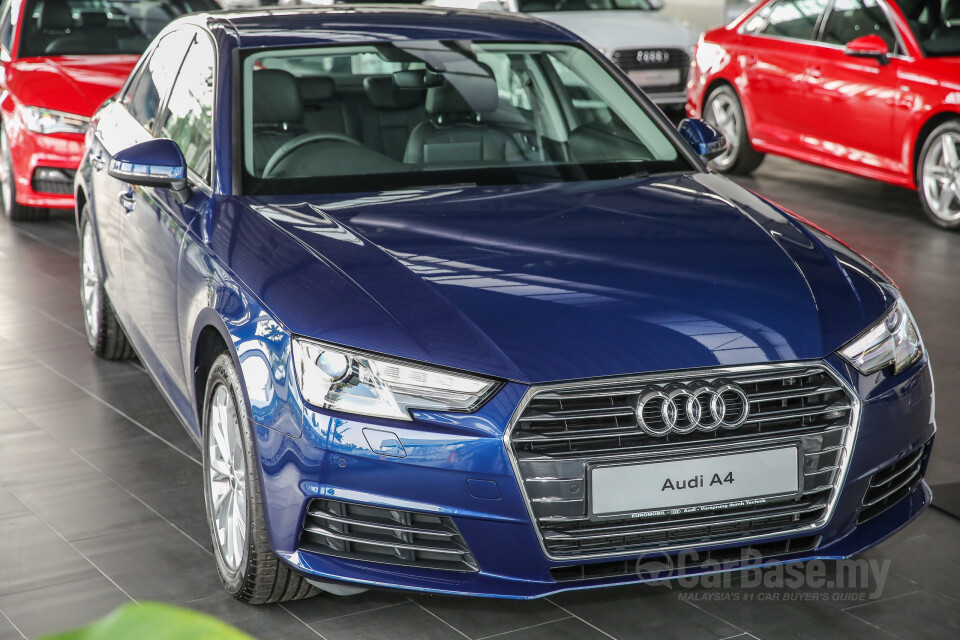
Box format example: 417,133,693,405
0,126,49,221
917,120,960,230
202,353,319,604
80,208,134,359
702,85,765,175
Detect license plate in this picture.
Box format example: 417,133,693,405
589,446,800,517
628,69,681,88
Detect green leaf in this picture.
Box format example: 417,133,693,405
40,602,256,640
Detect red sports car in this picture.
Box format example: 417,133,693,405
0,0,217,220
687,0,960,230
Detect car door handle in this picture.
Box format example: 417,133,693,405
744,54,758,68
92,151,105,172
807,66,822,79
119,187,136,213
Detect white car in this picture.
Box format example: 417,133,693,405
428,0,700,109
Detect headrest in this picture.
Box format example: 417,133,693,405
895,0,924,19
80,11,109,27
364,75,425,110
297,76,336,104
945,0,960,23
425,65,499,117
39,0,74,31
252,70,303,125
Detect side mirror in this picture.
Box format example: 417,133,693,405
843,34,889,64
108,138,190,201
678,118,727,160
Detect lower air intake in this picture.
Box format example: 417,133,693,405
858,443,930,524
299,499,479,572
551,535,820,582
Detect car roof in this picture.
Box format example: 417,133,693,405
198,5,579,49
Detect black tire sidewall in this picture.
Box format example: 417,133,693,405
917,121,960,230
202,353,256,596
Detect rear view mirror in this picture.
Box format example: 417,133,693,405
843,34,890,63
678,118,727,160
393,69,445,89
109,138,190,201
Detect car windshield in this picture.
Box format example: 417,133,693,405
242,40,688,195
895,0,960,56
516,0,655,12
18,0,220,58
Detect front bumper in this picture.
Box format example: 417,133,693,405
253,355,935,598
7,124,83,210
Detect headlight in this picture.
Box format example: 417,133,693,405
21,106,89,135
291,338,499,421
840,298,923,375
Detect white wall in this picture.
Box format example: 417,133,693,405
660,0,752,33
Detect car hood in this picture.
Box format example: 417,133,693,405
7,56,139,116
530,11,699,52
223,174,892,384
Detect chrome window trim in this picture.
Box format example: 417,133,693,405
501,360,862,562
738,0,912,61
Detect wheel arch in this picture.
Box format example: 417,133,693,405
190,309,243,436
74,185,87,233
912,110,960,188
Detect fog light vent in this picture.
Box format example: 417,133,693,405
31,167,75,195
299,499,479,572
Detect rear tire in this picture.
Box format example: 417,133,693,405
80,207,134,359
702,85,765,175
916,120,960,230
202,352,320,604
1,127,49,222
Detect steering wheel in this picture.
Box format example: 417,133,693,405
262,132,365,179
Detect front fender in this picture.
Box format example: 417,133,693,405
179,227,302,440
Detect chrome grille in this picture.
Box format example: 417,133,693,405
612,48,690,94
506,363,858,560
299,499,479,572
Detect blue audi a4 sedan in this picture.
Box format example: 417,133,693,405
75,6,935,602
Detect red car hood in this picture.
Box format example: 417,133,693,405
7,55,140,116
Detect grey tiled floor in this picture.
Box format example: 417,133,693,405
1,156,959,639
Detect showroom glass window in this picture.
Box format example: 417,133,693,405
122,30,193,133
0,0,11,54
16,0,219,57
820,0,898,50
160,32,215,183
743,0,830,39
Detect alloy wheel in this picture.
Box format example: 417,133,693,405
80,221,101,344
921,131,960,225
207,383,248,573
704,92,741,171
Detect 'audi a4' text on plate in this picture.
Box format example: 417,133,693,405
76,6,936,601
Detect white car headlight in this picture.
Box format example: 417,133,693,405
292,338,499,420
21,106,89,135
840,298,923,375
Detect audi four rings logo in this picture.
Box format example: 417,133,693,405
637,50,670,64
636,381,750,436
